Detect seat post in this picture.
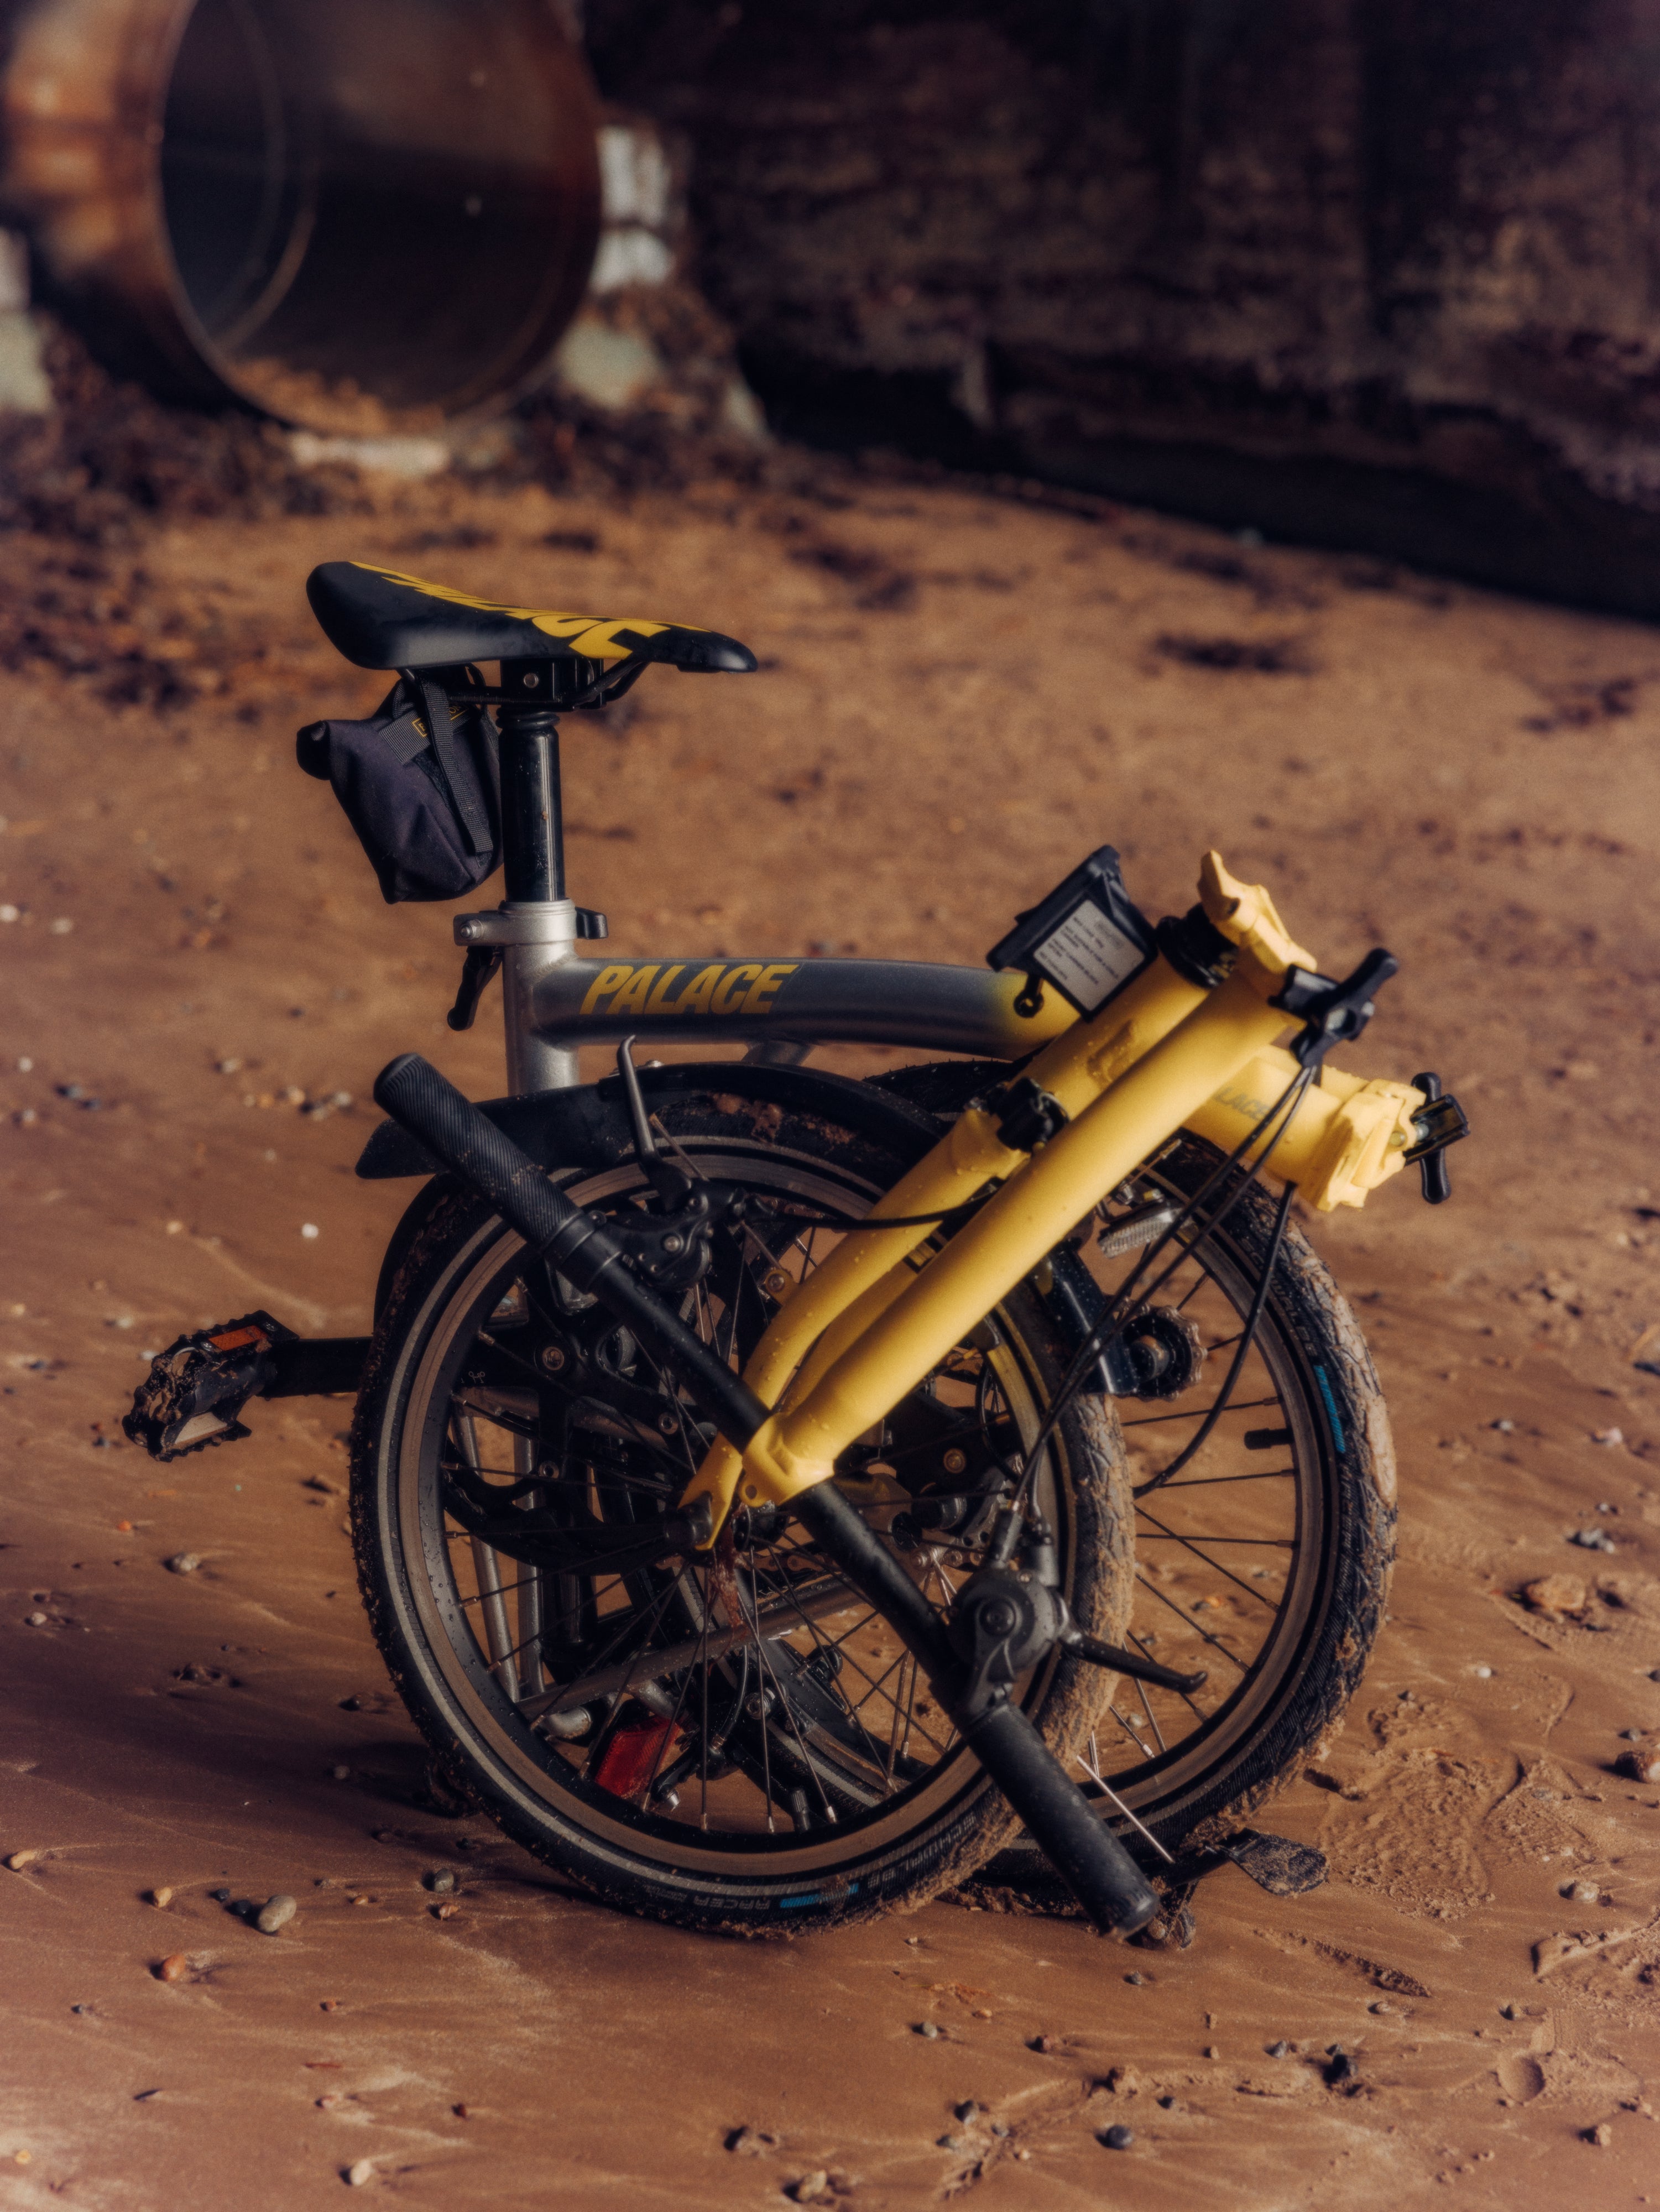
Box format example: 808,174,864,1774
495,662,579,1095
498,700,565,902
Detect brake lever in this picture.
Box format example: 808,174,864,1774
1405,1071,1469,1204
1273,947,1398,1069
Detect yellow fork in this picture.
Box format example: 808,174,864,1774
681,851,1424,1532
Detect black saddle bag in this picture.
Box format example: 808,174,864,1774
295,669,500,904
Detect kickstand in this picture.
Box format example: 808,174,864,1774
963,1825,1327,1942
1127,1827,1328,1948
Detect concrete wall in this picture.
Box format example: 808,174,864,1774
588,0,1660,612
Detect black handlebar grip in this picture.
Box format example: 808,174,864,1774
374,1052,578,1249
961,1700,1161,1937
794,1484,1159,1937
371,1054,768,1447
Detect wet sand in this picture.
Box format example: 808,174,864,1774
2,463,1659,2206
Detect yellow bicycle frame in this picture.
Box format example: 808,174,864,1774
680,852,1424,1536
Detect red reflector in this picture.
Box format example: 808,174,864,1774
592,1715,677,1802
207,1326,267,1353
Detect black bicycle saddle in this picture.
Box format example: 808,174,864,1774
307,561,758,674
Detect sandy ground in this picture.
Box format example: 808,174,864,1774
3,458,1660,2210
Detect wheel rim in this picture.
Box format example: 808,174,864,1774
381,1139,1086,1882
1082,1156,1336,1815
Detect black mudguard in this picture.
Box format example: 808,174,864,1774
361,1058,998,1321
358,1057,1088,1338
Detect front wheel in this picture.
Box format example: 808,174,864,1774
349,1096,1136,1936
1072,1135,1398,1848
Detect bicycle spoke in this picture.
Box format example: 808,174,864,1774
1156,1467,1294,1488
1134,1531,1293,1547
1119,1395,1278,1429
1134,1572,1250,1674
1134,1500,1287,1609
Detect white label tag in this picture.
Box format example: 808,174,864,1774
1036,900,1146,1011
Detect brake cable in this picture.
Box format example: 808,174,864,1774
992,1061,1316,1520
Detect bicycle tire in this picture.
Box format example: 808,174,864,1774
869,1070,1395,1860
1017,1134,1396,1860
349,1094,1136,1937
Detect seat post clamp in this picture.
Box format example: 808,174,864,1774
453,903,608,948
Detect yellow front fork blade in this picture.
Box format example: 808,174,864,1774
678,950,1209,1530
735,964,1294,1508
678,847,1406,1530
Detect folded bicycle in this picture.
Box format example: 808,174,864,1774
127,562,1467,1940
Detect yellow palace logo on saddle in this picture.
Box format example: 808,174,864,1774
355,565,689,663
305,561,759,673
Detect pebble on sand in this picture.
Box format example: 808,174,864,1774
425,1868,456,1893
432,1901,460,1920
6,1850,41,1871
1615,1749,1660,1783
155,1954,191,1983
165,1553,202,1575
726,2127,780,2157
1519,1573,1588,1617
1585,2124,1613,2147
1101,2125,1135,2150
256,1895,297,1934
149,1887,173,1908
1266,2040,1292,2058
329,1766,351,1781
24,1612,48,1627
915,2021,940,2039
344,2158,375,2187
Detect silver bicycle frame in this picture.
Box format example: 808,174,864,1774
453,908,1060,1096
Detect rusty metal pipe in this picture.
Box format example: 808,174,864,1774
1,0,599,429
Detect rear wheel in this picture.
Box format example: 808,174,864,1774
351,1097,1135,1935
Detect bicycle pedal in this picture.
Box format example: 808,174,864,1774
122,1311,296,1462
